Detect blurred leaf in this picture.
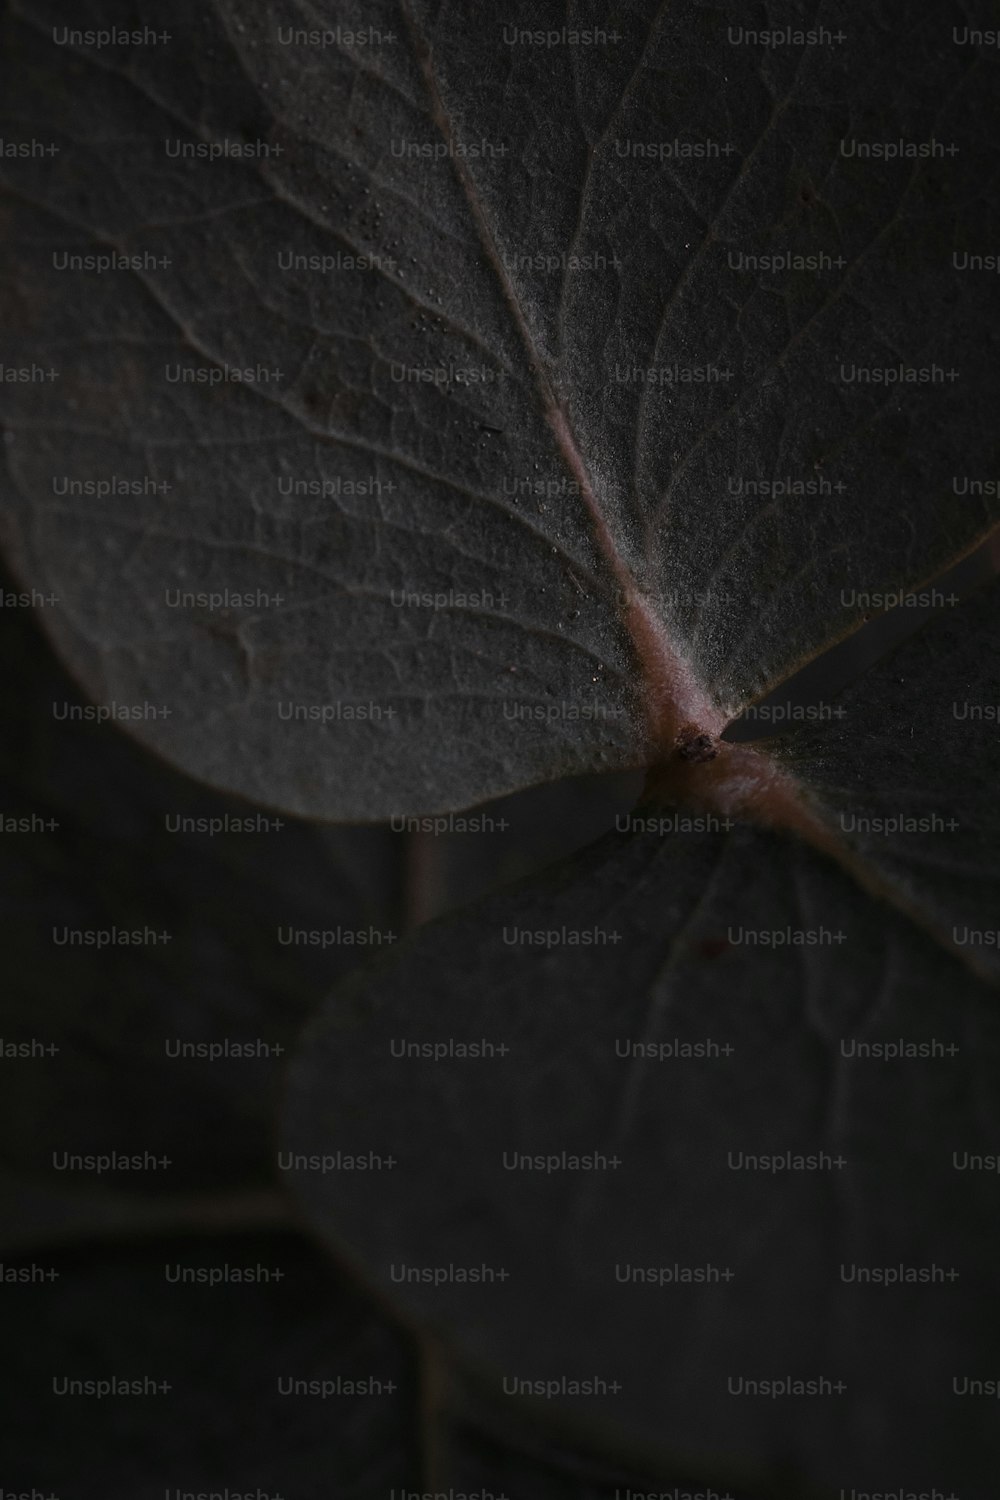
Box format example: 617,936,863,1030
285,821,1000,1494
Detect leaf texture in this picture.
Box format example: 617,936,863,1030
284,821,1000,1494
2,1,998,814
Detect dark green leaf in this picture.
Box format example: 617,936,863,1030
284,822,1000,1494
774,574,1000,978
2,1,998,814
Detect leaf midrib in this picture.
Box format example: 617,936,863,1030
398,0,725,756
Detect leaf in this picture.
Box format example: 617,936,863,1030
6,3,1000,1492
771,572,1000,977
2,1,999,816
283,820,1000,1494
0,1230,420,1496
